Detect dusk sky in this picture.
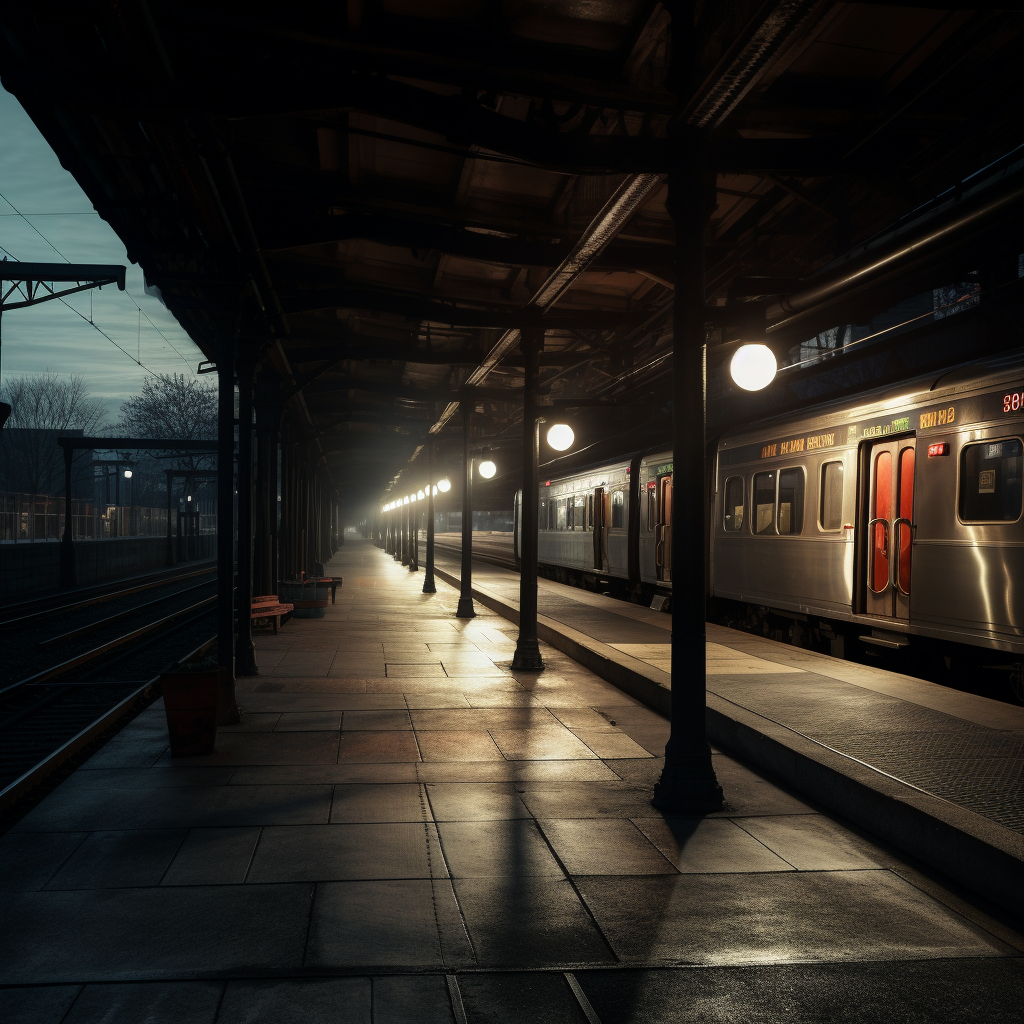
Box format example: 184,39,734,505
0,85,206,423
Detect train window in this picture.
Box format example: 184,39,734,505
646,484,656,531
574,495,587,531
586,493,593,530
540,498,549,530
723,477,744,532
556,499,567,530
959,438,1023,522
611,489,625,528
753,472,776,534
819,461,844,531
777,468,804,534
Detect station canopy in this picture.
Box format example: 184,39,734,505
4,2,1024,508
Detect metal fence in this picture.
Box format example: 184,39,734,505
0,492,215,542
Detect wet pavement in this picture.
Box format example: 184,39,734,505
1,538,1022,1022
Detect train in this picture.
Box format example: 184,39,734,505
512,351,1024,679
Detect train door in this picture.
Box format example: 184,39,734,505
592,487,605,570
864,438,916,620
655,473,673,582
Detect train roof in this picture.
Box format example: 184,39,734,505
717,348,1024,452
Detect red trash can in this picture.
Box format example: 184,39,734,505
161,669,219,756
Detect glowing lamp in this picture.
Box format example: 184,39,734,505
730,344,777,391
437,478,452,492
123,469,133,479
417,489,425,500
546,423,574,451
477,460,496,479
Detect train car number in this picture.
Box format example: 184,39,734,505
1004,390,1024,413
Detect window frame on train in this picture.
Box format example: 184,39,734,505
723,476,744,533
819,460,845,532
957,436,1024,524
611,487,626,529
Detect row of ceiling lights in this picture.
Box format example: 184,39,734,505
381,423,576,515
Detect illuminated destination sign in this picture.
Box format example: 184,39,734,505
919,405,955,429
860,416,911,438
761,431,836,459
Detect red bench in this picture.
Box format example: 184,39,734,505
251,595,294,634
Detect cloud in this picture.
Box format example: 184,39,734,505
0,86,205,404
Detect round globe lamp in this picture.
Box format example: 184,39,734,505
730,344,777,392
546,423,575,451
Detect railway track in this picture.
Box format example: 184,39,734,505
0,565,219,814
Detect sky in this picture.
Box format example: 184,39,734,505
0,85,206,424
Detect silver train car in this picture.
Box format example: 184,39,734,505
515,353,1024,665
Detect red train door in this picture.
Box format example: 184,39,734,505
864,439,915,620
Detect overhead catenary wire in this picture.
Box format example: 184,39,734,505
0,195,197,374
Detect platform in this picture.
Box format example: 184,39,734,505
432,548,1024,916
1,538,1023,1022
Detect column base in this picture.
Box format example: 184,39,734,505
235,638,258,677
456,596,476,618
652,756,724,813
422,576,436,594
216,665,242,726
511,639,544,671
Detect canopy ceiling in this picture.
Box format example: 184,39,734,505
3,1,1023,511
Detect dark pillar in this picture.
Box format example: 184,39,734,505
216,332,241,725
512,329,544,670
165,470,175,566
423,444,437,594
409,495,419,572
235,356,258,677
59,443,75,587
254,375,281,598
456,406,476,618
652,137,723,813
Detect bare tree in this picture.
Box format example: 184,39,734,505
116,374,218,504
0,373,105,494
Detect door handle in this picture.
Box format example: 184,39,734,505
893,517,914,595
866,517,890,594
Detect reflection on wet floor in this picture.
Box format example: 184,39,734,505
2,539,1022,1022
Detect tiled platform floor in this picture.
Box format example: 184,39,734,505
2,539,1023,1022
434,546,1024,835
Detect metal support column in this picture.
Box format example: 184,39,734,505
512,328,544,670
59,443,75,587
216,332,241,725
409,496,419,572
235,357,258,677
652,138,723,812
165,470,175,566
456,406,476,618
423,444,437,593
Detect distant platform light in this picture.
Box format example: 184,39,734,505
546,423,575,451
478,460,497,479
730,344,777,391
417,489,425,500
403,496,409,504
186,495,192,502
123,469,133,479
437,478,452,492
431,485,437,496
